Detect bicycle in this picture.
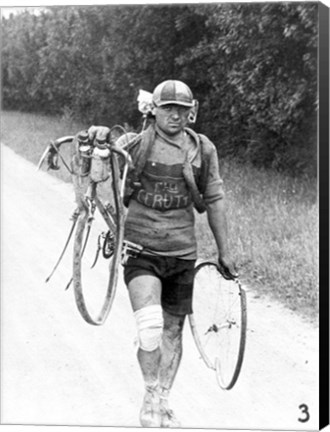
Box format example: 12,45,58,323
189,260,247,390
38,126,138,326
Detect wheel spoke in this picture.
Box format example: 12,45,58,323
189,261,247,390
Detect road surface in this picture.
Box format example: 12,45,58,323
1,144,319,430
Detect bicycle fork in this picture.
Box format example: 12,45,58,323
45,182,97,288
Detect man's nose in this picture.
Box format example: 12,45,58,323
170,108,180,118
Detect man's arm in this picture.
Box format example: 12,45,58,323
206,198,238,279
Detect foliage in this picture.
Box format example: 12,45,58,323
176,3,318,174
1,3,318,175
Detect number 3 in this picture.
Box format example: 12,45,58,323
298,404,310,422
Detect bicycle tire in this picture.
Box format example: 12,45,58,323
73,154,125,326
188,260,247,390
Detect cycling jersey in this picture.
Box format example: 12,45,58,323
124,124,224,258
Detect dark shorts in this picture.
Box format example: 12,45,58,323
123,254,196,316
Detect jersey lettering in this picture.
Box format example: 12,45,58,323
136,189,190,210
154,181,179,194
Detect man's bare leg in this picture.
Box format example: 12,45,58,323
158,310,185,427
128,275,162,427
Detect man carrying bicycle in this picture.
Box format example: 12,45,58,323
89,80,237,427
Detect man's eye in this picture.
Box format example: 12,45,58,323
160,106,189,114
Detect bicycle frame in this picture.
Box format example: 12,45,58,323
73,142,131,325
39,129,134,325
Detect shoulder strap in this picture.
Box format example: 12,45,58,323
197,133,212,195
132,125,156,180
183,128,213,213
124,124,155,199
184,128,212,195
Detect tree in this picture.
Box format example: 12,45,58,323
2,3,318,175
176,2,318,174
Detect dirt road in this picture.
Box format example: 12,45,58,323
1,144,319,430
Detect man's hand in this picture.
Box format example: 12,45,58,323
46,145,59,170
88,126,111,144
218,256,238,280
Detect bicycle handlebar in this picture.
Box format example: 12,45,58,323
54,136,75,147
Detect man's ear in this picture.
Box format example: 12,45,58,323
151,105,157,116
188,100,199,124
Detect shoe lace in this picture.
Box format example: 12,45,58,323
159,389,180,425
160,400,176,419
164,408,175,419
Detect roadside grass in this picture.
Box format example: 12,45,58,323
196,161,318,319
2,111,318,320
1,110,85,183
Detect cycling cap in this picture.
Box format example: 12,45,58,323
152,80,194,108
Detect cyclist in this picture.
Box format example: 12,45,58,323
88,80,237,428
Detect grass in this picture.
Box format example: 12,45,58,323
1,110,85,183
196,160,318,320
1,110,319,320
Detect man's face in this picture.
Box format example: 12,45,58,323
154,104,190,136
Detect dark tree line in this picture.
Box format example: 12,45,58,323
2,3,318,175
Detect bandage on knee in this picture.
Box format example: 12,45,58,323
134,304,164,352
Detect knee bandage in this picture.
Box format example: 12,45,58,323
134,304,164,352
